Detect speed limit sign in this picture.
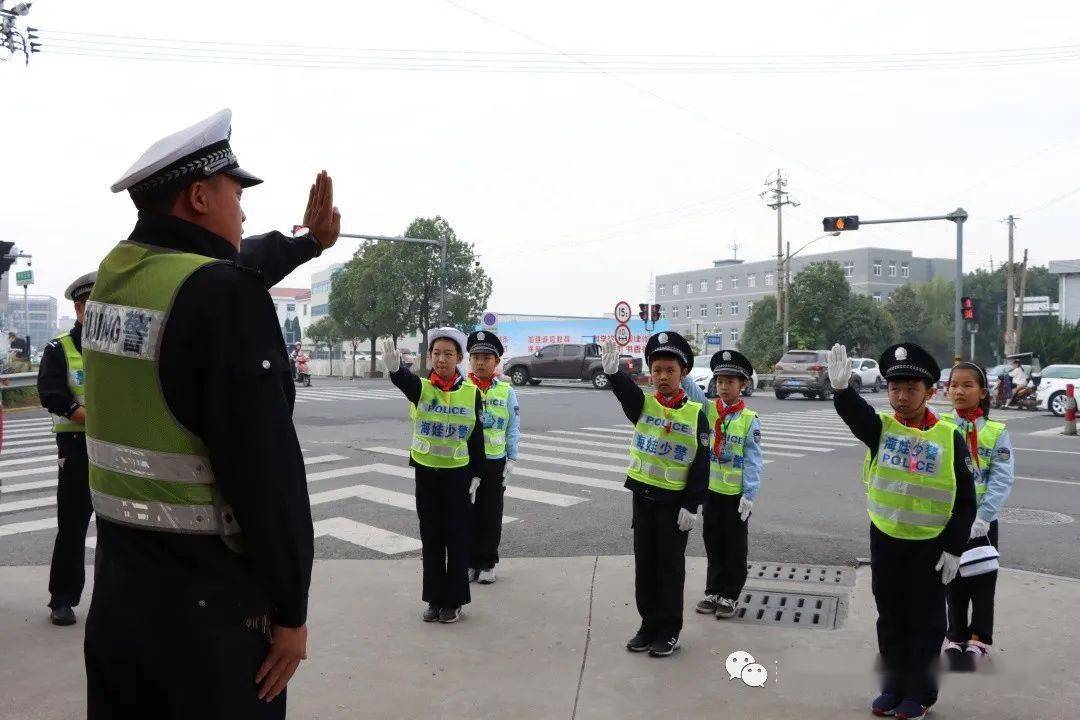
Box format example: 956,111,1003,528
614,301,632,324
614,323,632,347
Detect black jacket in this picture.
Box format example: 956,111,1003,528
833,387,976,556
94,214,314,628
607,370,710,513
388,367,486,476
37,322,83,423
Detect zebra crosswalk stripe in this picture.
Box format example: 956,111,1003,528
520,433,628,450
362,463,585,507
314,517,422,555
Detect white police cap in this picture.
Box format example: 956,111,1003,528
64,271,97,301
111,108,262,199
427,326,467,355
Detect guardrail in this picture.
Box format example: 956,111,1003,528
0,372,37,389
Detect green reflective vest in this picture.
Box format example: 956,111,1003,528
51,332,85,433
83,242,233,538
626,396,702,492
940,412,1006,501
409,378,477,469
704,405,758,495
474,380,511,459
864,414,957,540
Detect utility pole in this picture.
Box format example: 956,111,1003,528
762,170,799,339
784,241,791,352
1003,215,1018,356
1015,248,1029,352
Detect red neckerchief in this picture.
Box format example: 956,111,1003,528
429,371,460,393
893,407,939,431
468,372,494,393
956,406,984,469
653,388,687,433
712,398,746,459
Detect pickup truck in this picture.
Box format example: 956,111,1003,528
503,342,642,389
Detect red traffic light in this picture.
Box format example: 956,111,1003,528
638,303,648,321
650,303,661,322
823,215,860,232
960,296,977,321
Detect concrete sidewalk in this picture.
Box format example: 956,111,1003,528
1,557,1076,720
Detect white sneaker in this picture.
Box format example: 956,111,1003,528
965,639,991,659
942,640,965,655
478,568,497,584
468,569,479,583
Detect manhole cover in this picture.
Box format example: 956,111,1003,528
997,508,1074,526
746,562,855,586
732,589,839,630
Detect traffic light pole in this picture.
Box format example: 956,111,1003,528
829,208,968,362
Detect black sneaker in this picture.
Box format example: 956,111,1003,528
422,605,439,622
871,692,901,717
49,606,76,626
714,597,738,619
438,607,462,624
648,635,679,657
626,628,652,652
695,595,719,614
894,699,932,720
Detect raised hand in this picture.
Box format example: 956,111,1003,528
827,343,852,391
303,170,341,252
601,340,620,375
381,339,401,374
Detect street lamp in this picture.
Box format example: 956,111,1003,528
781,232,840,350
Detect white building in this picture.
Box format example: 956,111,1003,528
4,293,58,349
269,287,311,345
1049,259,1080,325
310,263,344,322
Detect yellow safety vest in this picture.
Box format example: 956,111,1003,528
51,332,85,433
409,379,477,469
626,396,702,492
940,412,1006,501
704,405,758,495
474,380,512,459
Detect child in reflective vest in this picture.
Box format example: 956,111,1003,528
682,349,762,620
829,342,976,720
465,330,520,585
383,329,486,625
602,331,710,658
941,362,1014,665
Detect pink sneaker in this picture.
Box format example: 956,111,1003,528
965,638,991,659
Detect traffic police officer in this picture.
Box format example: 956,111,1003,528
465,330,521,585
829,342,976,720
602,331,710,657
36,271,96,626
82,108,339,718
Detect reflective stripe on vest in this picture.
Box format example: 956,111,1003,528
51,332,86,433
409,379,477,469
626,396,702,492
83,242,235,537
864,413,957,540
939,412,1005,501
704,405,758,495
475,381,511,459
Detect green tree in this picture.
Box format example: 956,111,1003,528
884,284,929,339
329,243,404,376
787,261,851,348
841,294,897,359
306,316,342,376
397,217,493,370
740,295,783,371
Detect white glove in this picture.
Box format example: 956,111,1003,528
970,517,990,539
738,496,754,522
381,339,401,374
469,476,481,502
503,459,516,480
827,343,851,391
676,508,696,532
935,551,961,585
601,340,620,375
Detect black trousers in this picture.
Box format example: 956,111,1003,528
415,467,472,609
470,457,506,571
48,432,93,608
946,520,999,645
702,491,749,600
870,524,945,707
85,543,284,719
632,492,689,638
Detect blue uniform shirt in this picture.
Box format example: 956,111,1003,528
504,382,521,461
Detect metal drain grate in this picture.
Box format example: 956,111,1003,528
746,562,855,586
733,590,839,630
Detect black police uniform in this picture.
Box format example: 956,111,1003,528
606,332,710,649
85,215,317,720
389,351,485,612
465,330,513,574
36,321,92,612
833,343,976,709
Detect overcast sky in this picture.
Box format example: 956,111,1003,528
3,0,1078,321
